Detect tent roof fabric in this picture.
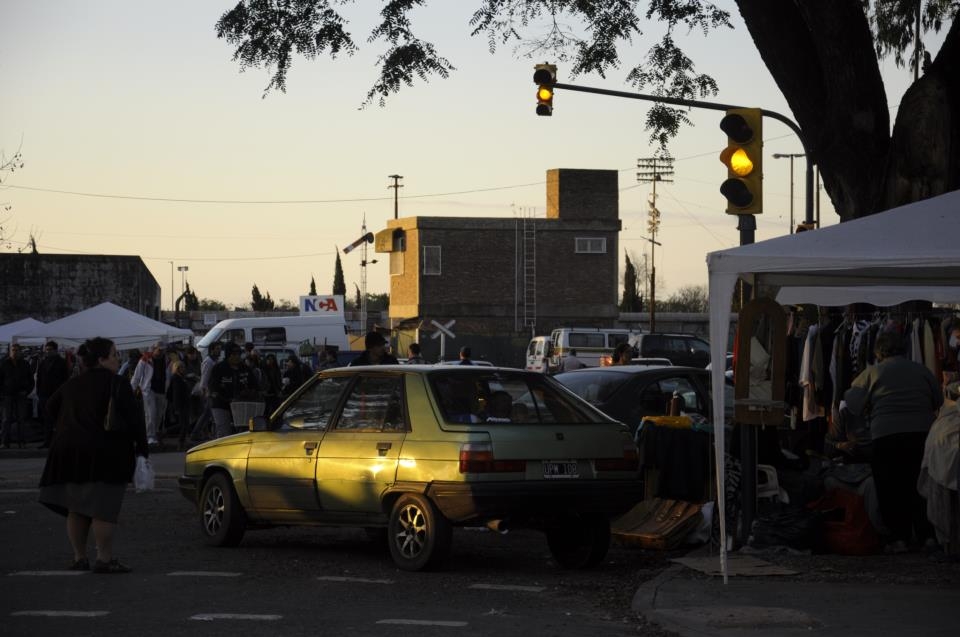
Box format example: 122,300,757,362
707,190,960,289
14,302,192,350
0,318,46,345
705,188,960,584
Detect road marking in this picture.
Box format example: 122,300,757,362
9,571,89,577
0,489,40,494
12,610,109,617
168,571,242,577
190,613,282,621
377,619,468,627
317,576,395,584
469,583,546,593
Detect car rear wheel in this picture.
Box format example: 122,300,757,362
199,473,246,547
388,493,452,571
546,514,610,569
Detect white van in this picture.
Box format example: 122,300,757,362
549,327,639,370
525,336,553,373
196,315,349,358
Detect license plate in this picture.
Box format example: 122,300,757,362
543,460,579,479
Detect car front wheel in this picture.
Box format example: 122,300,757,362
546,514,610,569
388,493,452,571
199,473,246,547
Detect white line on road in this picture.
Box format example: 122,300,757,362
9,571,89,577
190,613,283,621
377,619,468,627
168,571,242,577
0,489,40,494
12,610,109,617
317,576,395,584
469,583,546,593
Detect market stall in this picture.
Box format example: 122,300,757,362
706,189,960,581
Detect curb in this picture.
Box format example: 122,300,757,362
632,565,822,637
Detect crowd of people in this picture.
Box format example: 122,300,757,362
0,339,326,451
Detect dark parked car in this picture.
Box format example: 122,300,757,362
628,333,711,368
554,365,733,437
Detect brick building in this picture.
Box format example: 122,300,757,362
375,168,621,366
0,254,161,324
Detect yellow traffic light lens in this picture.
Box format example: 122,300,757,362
537,86,553,101
729,148,753,177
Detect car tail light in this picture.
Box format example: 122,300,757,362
459,443,526,473
595,442,639,472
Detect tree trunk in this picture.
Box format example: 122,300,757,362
737,1,959,220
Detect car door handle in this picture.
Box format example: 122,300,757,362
303,441,318,455
376,441,392,456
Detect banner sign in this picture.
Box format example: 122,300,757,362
299,295,345,317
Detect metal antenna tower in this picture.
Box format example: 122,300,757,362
636,157,674,332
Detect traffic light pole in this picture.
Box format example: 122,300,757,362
553,81,812,546
553,82,814,225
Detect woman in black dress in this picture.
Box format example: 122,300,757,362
38,337,148,573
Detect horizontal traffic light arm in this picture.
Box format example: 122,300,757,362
549,80,814,224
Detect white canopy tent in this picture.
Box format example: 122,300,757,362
13,302,193,351
0,318,46,346
706,189,960,582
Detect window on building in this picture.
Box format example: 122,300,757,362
390,252,404,276
423,245,441,275
575,237,607,254
392,229,406,252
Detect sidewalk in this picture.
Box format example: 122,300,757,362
633,557,958,637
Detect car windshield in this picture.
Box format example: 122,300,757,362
196,328,223,348
552,370,632,405
428,369,608,424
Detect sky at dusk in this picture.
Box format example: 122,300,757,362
1,1,927,311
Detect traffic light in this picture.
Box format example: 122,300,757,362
533,63,557,116
719,108,763,214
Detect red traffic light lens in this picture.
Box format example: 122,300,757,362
720,114,754,144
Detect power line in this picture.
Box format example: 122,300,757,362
3,181,543,205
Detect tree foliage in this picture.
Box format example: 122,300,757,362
309,275,317,295
659,284,708,313
183,282,200,311
215,1,960,219
197,297,228,311
619,250,642,312
0,147,25,251
251,283,276,311
332,249,346,297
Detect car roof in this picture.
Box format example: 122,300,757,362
555,365,705,375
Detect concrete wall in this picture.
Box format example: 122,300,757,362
0,254,160,324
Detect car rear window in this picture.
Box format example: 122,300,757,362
553,370,631,405
428,370,607,425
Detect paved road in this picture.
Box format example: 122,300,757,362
1,450,672,636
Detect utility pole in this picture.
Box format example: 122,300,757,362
637,158,673,333
387,174,404,220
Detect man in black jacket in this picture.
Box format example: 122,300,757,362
208,342,259,438
35,341,70,448
348,332,399,366
1,344,36,449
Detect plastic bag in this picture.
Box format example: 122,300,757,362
134,456,155,493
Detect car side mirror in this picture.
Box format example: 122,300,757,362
250,415,270,432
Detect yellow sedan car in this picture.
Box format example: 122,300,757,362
179,365,642,571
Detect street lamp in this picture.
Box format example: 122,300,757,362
772,153,805,233
177,265,189,300
168,261,174,312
